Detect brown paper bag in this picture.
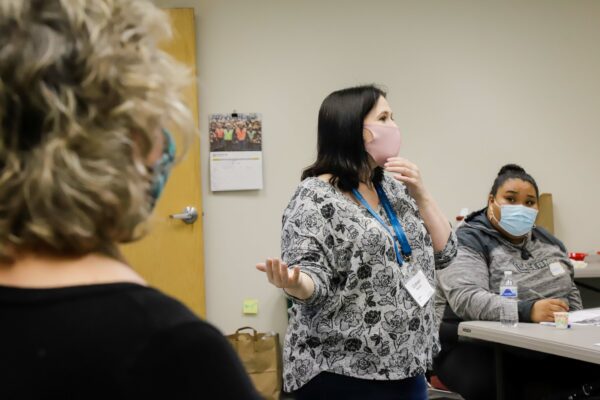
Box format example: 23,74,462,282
226,327,282,400
536,193,554,234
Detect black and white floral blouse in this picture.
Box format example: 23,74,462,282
281,175,457,392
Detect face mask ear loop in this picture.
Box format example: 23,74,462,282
488,197,500,224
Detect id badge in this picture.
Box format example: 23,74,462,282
549,262,565,276
403,267,434,308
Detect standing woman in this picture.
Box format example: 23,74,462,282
257,85,457,399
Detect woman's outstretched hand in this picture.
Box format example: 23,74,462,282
256,258,301,289
256,258,315,300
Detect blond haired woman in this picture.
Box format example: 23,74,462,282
0,1,259,398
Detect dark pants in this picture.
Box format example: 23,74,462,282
433,340,600,400
291,372,427,400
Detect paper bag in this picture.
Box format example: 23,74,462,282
227,327,282,400
536,193,554,234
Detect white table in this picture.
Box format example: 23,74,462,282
458,321,600,399
574,262,600,279
459,321,600,364
574,262,600,302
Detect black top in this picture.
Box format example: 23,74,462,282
0,282,261,400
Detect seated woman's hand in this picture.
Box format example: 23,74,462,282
256,258,301,289
530,298,569,322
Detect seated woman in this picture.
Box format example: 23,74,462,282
434,164,598,400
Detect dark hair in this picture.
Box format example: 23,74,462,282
490,164,539,198
301,85,386,192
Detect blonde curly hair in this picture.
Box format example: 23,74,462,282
0,0,195,262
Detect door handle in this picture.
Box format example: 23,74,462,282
170,206,198,225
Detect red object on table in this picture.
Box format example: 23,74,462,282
568,252,588,261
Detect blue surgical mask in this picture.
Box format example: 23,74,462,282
149,129,176,209
492,200,538,237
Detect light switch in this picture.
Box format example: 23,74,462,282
243,299,258,315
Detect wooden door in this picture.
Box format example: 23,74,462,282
121,8,205,317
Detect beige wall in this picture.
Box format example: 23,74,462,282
154,0,600,336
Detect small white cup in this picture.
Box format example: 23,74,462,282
554,312,569,329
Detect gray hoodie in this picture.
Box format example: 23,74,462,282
436,209,582,339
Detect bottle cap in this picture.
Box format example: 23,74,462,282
504,271,512,275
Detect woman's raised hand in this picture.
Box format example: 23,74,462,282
384,157,428,201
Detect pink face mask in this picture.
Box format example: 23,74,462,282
363,123,402,166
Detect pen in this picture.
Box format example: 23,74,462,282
529,289,570,309
540,321,571,328
529,288,547,299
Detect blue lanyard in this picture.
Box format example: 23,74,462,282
352,184,412,266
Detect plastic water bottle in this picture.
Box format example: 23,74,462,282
499,271,518,327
